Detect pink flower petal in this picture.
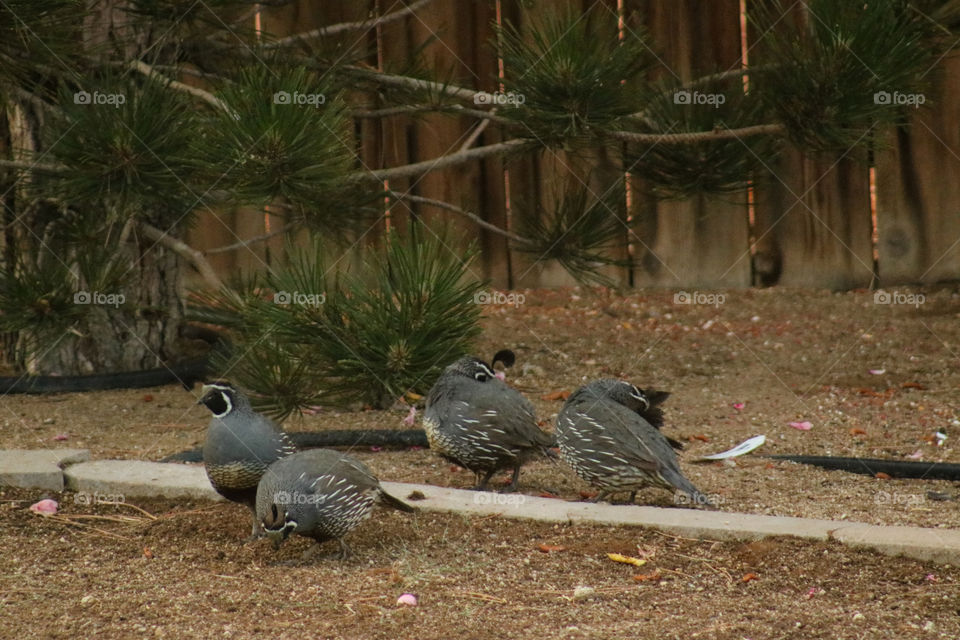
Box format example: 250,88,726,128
907,450,924,459
396,593,418,606
732,402,745,411
408,445,423,451
495,371,506,381
868,368,886,375
52,434,69,441
370,446,383,452
29,499,58,515
788,421,813,431
402,405,417,427
925,573,938,582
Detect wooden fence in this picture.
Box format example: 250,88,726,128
187,0,960,290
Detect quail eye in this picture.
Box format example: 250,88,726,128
474,372,489,382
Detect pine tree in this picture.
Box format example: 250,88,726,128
0,0,950,393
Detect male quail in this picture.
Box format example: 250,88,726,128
256,448,415,560
556,379,714,508
423,350,554,491
199,381,298,539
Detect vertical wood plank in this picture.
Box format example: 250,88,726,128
875,52,960,285
628,0,751,289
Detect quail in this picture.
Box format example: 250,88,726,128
199,381,298,540
256,448,415,560
584,379,683,450
556,379,715,508
423,350,554,491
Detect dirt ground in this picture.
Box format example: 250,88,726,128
2,286,960,638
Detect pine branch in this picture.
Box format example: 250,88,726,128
607,124,786,145
128,60,232,114
361,139,530,182
343,66,480,101
0,158,67,173
203,226,293,255
387,192,532,245
139,223,223,289
352,103,515,126
267,0,437,48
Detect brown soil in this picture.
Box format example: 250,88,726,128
2,287,960,638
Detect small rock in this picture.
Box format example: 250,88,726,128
572,586,595,600
852,612,865,622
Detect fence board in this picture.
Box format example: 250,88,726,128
628,0,751,289
875,52,960,285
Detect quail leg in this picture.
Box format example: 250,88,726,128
587,490,611,504
473,469,496,491
499,465,522,493
244,507,264,542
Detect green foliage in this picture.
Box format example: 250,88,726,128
515,180,628,286
190,232,484,417
0,0,85,95
44,75,199,222
498,6,656,144
198,63,369,235
625,76,780,198
749,0,942,151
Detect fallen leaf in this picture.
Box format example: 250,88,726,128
621,322,633,330
579,490,598,500
741,573,759,583
901,382,925,390
538,544,567,553
142,394,154,402
537,491,559,499
765,462,776,469
732,402,745,411
849,428,867,436
542,390,571,401
29,499,58,515
396,593,418,607
907,450,923,459
52,434,69,441
143,547,153,559
788,421,813,431
868,368,886,375
875,472,891,480
688,434,709,442
633,570,662,582
607,553,647,567
404,391,423,402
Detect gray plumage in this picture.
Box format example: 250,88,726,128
256,449,415,560
423,353,554,491
200,381,297,539
556,379,714,508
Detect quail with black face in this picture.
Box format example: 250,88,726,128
556,379,714,508
256,448,415,560
423,350,554,491
199,381,298,540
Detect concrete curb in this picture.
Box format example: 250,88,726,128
3,450,959,564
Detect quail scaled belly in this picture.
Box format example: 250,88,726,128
256,448,415,560
556,379,715,508
199,381,298,540
423,350,554,491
